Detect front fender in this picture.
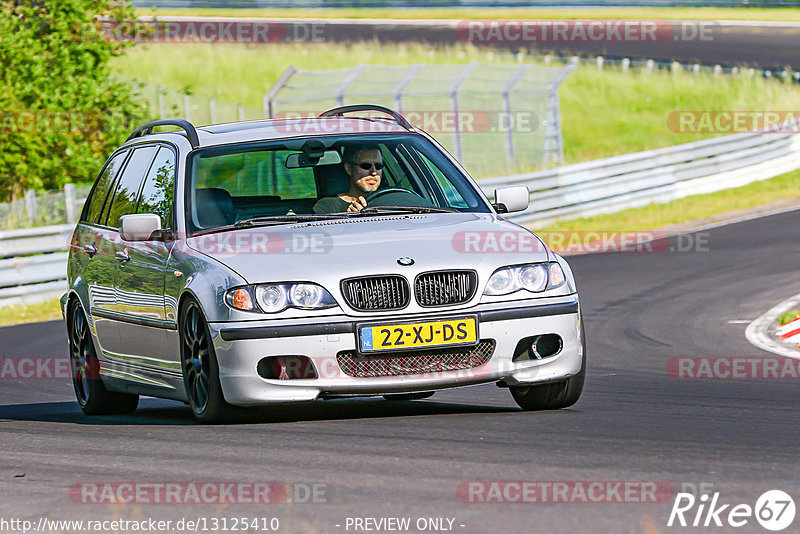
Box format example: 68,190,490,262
166,245,249,323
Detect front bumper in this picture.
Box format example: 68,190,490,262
209,296,583,406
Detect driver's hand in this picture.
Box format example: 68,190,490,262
347,196,367,212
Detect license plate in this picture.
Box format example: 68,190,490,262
358,316,478,353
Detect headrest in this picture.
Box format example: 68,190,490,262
195,188,234,228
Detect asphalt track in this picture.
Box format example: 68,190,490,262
312,19,800,69
2,208,800,533
157,17,800,70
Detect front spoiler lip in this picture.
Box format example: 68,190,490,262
218,299,579,341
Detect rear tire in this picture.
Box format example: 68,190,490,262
383,391,435,401
510,321,586,411
180,299,240,424
67,300,138,415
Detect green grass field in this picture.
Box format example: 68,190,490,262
134,7,800,22
112,42,800,165
0,298,62,328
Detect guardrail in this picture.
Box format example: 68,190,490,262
0,225,72,307
3,126,800,307
479,127,800,227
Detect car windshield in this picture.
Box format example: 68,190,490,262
186,134,491,233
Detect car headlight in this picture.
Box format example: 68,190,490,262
256,285,288,313
226,283,337,313
483,263,566,296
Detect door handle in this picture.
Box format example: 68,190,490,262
115,250,131,264
83,244,97,257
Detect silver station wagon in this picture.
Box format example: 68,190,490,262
63,105,585,423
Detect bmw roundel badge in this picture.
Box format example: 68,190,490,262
397,257,415,266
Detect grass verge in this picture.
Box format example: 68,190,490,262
112,42,800,166
134,7,800,22
534,168,800,236
0,297,62,328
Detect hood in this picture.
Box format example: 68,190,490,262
185,213,552,284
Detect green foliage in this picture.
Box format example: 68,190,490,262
0,0,146,201
777,310,800,326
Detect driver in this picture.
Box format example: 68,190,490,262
313,144,383,214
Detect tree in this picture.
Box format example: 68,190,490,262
0,0,145,201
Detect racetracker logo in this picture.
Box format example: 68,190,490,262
273,111,540,134
457,481,674,503
83,20,324,44
457,20,715,43
187,232,332,257
0,111,106,134
667,111,800,134
69,482,329,504
0,357,77,380
452,231,710,254
667,357,800,379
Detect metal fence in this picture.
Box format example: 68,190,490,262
265,62,575,177
0,185,91,231
133,81,263,125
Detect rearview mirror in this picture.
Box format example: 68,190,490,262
120,213,162,242
286,150,342,168
493,185,529,213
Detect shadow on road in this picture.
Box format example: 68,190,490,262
0,397,519,426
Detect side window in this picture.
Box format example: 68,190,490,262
104,146,158,228
137,147,176,228
83,150,129,224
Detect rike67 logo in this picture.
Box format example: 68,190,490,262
668,489,795,531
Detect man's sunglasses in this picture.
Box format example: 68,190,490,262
354,162,384,171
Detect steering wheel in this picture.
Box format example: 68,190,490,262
364,188,436,209
365,187,420,202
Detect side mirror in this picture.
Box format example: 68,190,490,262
493,185,529,213
120,213,162,242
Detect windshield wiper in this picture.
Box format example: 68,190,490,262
233,214,347,228
192,214,347,236
352,206,459,216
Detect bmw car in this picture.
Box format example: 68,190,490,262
62,105,585,423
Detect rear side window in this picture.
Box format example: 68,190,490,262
137,147,176,228
105,146,158,228
83,150,129,224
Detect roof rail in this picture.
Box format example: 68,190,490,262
318,105,413,131
126,119,200,149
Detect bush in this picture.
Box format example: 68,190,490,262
0,0,146,202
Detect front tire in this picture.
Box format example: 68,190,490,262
67,300,138,415
510,323,586,411
180,300,238,423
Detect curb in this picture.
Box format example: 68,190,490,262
745,293,800,360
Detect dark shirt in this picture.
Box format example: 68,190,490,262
313,195,351,214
